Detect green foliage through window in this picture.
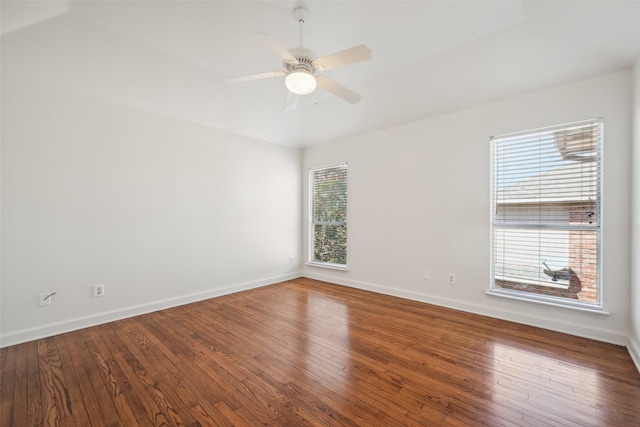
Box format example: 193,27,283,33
310,165,347,266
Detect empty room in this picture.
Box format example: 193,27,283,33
2,1,640,426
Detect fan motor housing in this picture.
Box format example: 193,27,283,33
286,57,315,74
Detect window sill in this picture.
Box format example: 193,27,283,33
306,262,349,271
485,289,609,316
494,275,569,290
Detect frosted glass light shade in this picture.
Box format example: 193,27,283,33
285,71,317,95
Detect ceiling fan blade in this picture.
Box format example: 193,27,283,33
254,32,298,65
316,76,361,104
284,91,300,112
312,45,372,71
224,70,286,84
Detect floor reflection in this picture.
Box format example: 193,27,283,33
296,290,352,393
490,341,603,424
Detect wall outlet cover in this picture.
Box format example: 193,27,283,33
39,292,53,306
93,284,105,298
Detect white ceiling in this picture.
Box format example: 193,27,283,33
3,0,640,148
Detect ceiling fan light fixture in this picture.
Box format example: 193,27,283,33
285,71,316,95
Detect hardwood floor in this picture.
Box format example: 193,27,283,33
1,278,639,426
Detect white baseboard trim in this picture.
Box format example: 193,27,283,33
629,336,640,374
0,272,301,348
303,272,629,346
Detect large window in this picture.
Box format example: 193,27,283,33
309,164,347,268
490,120,602,307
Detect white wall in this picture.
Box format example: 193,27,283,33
2,66,635,355
631,60,640,369
303,70,633,345
0,73,301,346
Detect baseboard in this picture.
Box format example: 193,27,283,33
0,272,301,348
302,271,629,346
629,336,640,374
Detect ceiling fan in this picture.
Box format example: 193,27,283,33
225,7,372,111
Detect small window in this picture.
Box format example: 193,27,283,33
309,164,347,269
490,120,602,307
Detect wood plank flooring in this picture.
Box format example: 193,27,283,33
1,278,639,426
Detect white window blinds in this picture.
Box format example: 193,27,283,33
309,164,347,267
490,120,602,306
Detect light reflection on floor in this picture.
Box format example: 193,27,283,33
490,341,603,425
301,291,352,393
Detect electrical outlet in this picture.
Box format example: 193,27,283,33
289,256,294,264
93,284,105,298
448,273,456,285
423,269,431,280
39,292,54,306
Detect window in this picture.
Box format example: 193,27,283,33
309,164,347,268
490,120,602,307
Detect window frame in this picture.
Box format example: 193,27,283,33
489,119,603,309
307,163,348,270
